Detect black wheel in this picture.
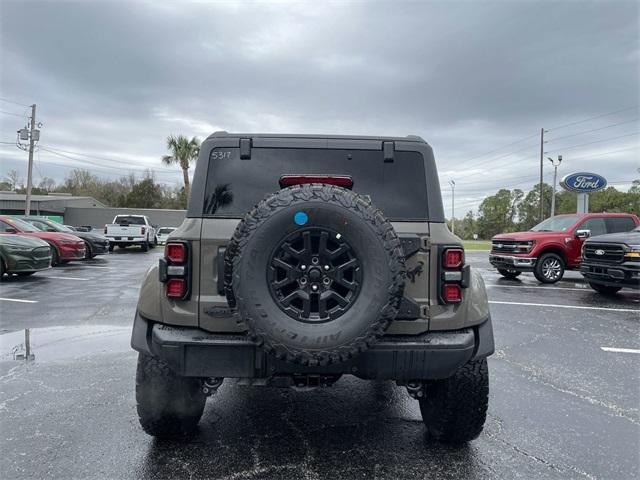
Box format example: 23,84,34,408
84,242,94,259
141,242,149,252
0,258,6,280
49,245,60,266
588,282,622,295
151,236,158,247
533,252,564,283
226,183,405,366
108,243,114,252
16,271,36,277
135,353,206,438
497,269,521,279
418,358,489,445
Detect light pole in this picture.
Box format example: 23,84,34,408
449,180,456,235
547,155,562,217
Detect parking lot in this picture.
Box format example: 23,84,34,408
1,249,638,479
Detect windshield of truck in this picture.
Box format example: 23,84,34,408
158,228,175,234
114,216,145,225
530,215,580,232
203,147,429,221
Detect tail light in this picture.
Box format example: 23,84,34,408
279,175,353,189
161,241,189,299
104,224,107,234
141,226,146,235
441,247,467,304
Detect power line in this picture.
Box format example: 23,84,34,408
566,145,639,161
455,132,539,165
545,132,638,154
546,118,638,143
40,145,180,172
0,109,27,118
547,106,638,131
0,97,31,108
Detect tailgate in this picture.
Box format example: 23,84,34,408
106,225,142,236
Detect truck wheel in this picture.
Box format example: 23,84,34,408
141,242,149,252
226,183,405,366
533,252,564,283
497,269,521,279
588,282,621,295
135,353,206,438
108,244,114,252
418,358,489,445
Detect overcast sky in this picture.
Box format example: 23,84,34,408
1,0,638,216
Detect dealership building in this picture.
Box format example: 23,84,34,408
0,192,186,227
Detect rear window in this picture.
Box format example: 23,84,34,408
605,217,636,234
158,228,175,234
203,148,428,220
114,216,145,225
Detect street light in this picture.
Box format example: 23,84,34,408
548,155,562,217
449,180,456,235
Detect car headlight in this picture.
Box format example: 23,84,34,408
5,246,33,253
517,241,535,252
625,245,640,260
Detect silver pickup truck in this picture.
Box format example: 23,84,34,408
104,215,157,251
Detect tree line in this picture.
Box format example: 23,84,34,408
451,179,640,240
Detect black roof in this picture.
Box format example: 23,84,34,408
205,131,426,143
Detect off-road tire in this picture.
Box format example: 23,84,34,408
497,269,521,279
227,183,405,366
588,282,621,295
419,358,489,445
135,353,206,438
533,252,565,283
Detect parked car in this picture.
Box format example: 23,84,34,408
131,132,494,444
490,213,640,283
580,226,640,294
22,216,109,259
0,215,85,265
104,215,157,251
155,227,176,245
0,234,52,278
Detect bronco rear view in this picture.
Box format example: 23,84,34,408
131,132,494,444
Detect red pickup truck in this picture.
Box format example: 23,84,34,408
490,213,640,283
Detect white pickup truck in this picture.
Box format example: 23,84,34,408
104,215,157,251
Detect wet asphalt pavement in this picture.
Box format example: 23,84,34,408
1,249,638,479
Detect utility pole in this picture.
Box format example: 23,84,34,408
547,155,562,217
449,179,456,235
25,104,37,216
539,127,545,222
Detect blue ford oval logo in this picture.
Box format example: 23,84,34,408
560,172,607,193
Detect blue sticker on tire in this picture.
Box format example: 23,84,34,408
294,211,308,225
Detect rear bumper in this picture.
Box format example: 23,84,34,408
490,254,537,271
581,261,640,289
106,236,146,244
131,312,494,381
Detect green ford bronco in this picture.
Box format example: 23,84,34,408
131,132,494,444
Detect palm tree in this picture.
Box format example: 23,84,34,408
161,135,200,201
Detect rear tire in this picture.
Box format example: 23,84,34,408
108,244,114,252
418,358,489,445
135,353,206,438
497,269,521,279
141,242,149,252
16,272,36,277
50,246,60,266
588,282,621,295
533,252,564,283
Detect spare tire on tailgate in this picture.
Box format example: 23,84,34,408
225,183,405,366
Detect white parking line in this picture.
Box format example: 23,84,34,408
0,297,38,304
42,276,85,281
489,300,638,313
487,284,591,292
601,347,640,354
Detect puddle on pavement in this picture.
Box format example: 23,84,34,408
0,325,132,363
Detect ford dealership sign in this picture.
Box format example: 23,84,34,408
560,172,607,193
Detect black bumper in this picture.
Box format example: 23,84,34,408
131,313,494,381
89,242,110,255
581,261,640,289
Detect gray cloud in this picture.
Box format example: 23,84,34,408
1,0,638,215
